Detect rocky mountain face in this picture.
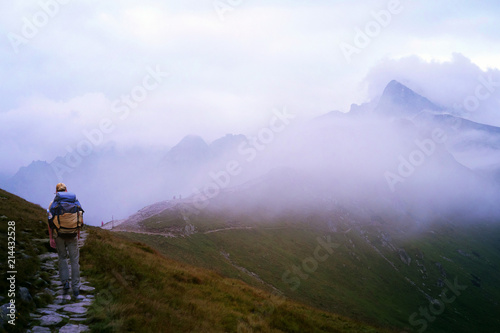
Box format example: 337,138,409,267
162,135,209,165
375,80,444,117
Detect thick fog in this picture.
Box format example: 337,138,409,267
1,2,500,225
3,74,500,226
189,108,500,225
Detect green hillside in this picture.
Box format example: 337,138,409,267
0,188,390,332
118,204,500,333
83,228,392,332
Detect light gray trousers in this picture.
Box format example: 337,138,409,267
55,235,80,293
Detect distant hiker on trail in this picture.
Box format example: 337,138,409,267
47,183,84,298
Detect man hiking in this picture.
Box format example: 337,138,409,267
47,183,84,298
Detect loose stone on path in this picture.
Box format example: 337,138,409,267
27,231,95,333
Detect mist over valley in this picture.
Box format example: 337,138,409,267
2,2,500,330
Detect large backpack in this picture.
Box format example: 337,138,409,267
49,192,84,235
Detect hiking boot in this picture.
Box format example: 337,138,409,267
63,281,70,290
73,289,79,298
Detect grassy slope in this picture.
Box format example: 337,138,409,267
82,227,392,332
0,188,391,332
120,209,500,333
120,228,408,330
0,188,51,333
3,186,498,332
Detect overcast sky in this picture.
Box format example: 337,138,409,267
1,0,500,176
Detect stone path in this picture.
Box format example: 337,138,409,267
27,231,95,333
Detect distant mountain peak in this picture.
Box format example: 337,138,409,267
163,135,209,165
386,79,406,89
376,80,443,118
177,135,207,146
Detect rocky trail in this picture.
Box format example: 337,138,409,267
27,231,95,333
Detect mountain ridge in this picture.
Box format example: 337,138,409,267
3,79,500,225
